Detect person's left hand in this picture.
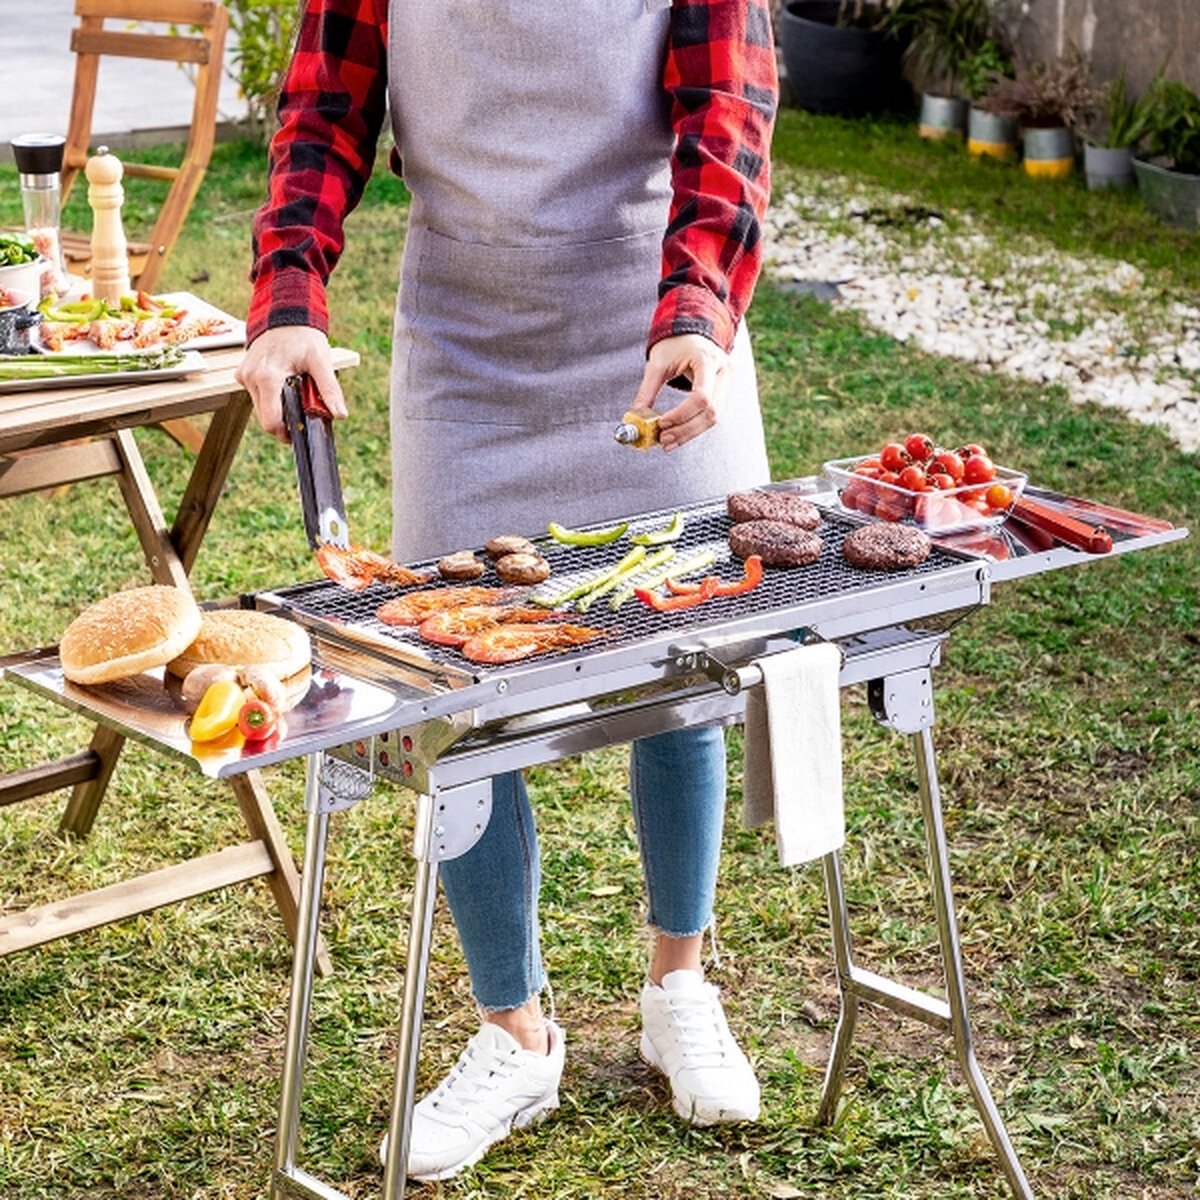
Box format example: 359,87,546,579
630,333,731,452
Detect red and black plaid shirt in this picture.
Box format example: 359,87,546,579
247,0,777,355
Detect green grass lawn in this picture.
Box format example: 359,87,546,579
0,110,1196,1199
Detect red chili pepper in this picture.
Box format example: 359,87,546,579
236,697,277,741
634,576,719,612
665,556,764,598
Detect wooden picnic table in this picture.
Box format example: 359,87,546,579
0,343,358,971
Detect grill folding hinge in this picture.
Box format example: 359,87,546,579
412,780,493,864
868,668,935,734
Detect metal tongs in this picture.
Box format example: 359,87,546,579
282,373,350,550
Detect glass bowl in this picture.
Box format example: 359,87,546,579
823,455,1028,534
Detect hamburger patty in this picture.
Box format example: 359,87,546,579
729,519,823,567
841,522,932,570
727,490,821,530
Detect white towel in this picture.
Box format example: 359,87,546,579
742,641,844,867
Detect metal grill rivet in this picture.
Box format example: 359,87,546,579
434,825,445,837
496,680,508,694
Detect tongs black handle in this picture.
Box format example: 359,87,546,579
282,373,350,550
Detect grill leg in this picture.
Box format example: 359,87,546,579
382,851,439,1200
816,849,860,1126
272,755,333,1196
817,670,1035,1200
912,727,1034,1200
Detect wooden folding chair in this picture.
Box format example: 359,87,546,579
58,0,230,453
59,0,229,298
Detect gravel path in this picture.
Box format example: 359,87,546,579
763,170,1200,453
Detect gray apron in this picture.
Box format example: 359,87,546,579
386,0,770,563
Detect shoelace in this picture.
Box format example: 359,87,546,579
428,1040,521,1119
664,986,733,1068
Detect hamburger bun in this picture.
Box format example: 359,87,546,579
61,586,203,686
166,609,311,681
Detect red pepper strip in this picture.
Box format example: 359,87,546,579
635,576,719,612
665,555,764,597
236,697,278,741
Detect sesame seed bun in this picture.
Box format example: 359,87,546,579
60,586,203,686
165,609,311,680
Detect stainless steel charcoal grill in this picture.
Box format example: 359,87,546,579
5,481,1187,1200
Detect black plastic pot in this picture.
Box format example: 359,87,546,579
0,301,43,355
780,0,909,117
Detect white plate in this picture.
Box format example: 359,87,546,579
0,349,206,393
34,290,245,356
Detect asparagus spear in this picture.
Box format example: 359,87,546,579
0,347,186,380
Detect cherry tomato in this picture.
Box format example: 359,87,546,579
963,454,996,485
237,697,278,741
853,464,882,478
857,456,883,472
985,482,1014,511
877,469,900,486
897,464,927,491
928,472,956,490
931,450,965,483
958,442,988,460
841,480,871,512
904,432,935,462
880,442,910,472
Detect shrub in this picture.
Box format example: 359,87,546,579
1142,77,1200,174
981,48,1099,129
225,0,303,137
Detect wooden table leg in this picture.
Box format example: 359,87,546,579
172,393,252,575
59,724,125,837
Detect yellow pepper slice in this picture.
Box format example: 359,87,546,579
189,678,246,743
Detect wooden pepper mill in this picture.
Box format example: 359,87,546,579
86,146,131,306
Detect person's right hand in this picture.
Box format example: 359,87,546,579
235,325,349,442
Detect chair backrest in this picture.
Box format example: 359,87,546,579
60,0,229,292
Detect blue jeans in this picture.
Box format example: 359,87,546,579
439,725,727,1011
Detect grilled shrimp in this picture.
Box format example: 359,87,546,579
417,604,554,647
376,586,512,625
316,544,435,592
459,623,603,664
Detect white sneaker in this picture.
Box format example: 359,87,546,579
640,969,760,1126
385,1020,565,1182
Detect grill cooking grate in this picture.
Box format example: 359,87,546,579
267,499,972,676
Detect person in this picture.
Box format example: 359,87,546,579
236,0,778,1181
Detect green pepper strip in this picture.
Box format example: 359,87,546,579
547,519,629,546
629,511,684,546
635,576,719,612
665,555,764,597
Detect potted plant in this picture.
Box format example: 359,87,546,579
1083,70,1156,190
779,0,914,117
1134,77,1200,228
962,39,1019,159
980,48,1098,177
886,0,993,140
